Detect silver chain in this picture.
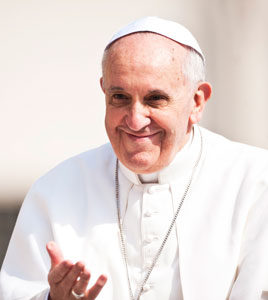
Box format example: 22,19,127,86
115,127,203,300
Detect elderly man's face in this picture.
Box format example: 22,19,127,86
101,33,209,174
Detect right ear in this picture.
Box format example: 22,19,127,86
100,77,105,93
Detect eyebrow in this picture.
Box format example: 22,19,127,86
107,87,170,98
107,86,125,92
147,89,167,94
147,89,170,98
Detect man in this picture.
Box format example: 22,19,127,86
1,16,268,300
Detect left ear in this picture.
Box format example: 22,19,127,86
100,77,105,93
189,81,212,124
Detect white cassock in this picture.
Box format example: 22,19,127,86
1,125,268,300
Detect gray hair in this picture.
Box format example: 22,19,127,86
181,47,206,90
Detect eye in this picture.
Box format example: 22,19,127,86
109,93,130,106
114,93,128,99
145,94,169,107
148,94,165,101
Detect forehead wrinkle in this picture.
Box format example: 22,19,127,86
107,86,125,92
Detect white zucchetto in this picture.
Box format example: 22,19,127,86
105,16,204,60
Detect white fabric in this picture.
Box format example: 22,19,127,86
138,130,193,184
1,126,268,300
106,16,204,60
138,171,158,183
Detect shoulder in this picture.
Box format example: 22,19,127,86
200,126,268,160
31,143,116,195
199,126,268,181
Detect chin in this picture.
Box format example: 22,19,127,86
121,151,161,174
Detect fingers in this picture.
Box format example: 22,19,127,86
48,260,73,285
71,268,91,297
46,242,107,300
48,261,86,300
62,261,85,292
49,265,107,300
86,275,107,299
46,241,64,269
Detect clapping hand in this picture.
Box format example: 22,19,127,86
46,241,107,300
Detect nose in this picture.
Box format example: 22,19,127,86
125,101,151,132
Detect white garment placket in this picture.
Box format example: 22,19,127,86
123,182,183,300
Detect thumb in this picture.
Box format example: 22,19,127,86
46,241,64,269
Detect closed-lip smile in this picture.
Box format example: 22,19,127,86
122,130,160,141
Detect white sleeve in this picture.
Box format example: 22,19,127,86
30,289,50,300
229,183,268,300
0,182,53,300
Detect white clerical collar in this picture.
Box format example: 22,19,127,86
119,125,201,185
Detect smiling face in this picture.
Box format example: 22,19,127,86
101,33,210,174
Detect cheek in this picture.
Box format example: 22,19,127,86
153,110,181,134
105,108,122,135
158,110,189,142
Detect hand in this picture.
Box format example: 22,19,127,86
46,241,107,300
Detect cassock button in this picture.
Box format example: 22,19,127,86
148,186,156,194
142,284,151,292
144,211,152,217
145,235,158,244
145,237,152,244
145,235,154,243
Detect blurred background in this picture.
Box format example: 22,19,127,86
1,0,268,266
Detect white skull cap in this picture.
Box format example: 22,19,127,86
106,16,204,61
